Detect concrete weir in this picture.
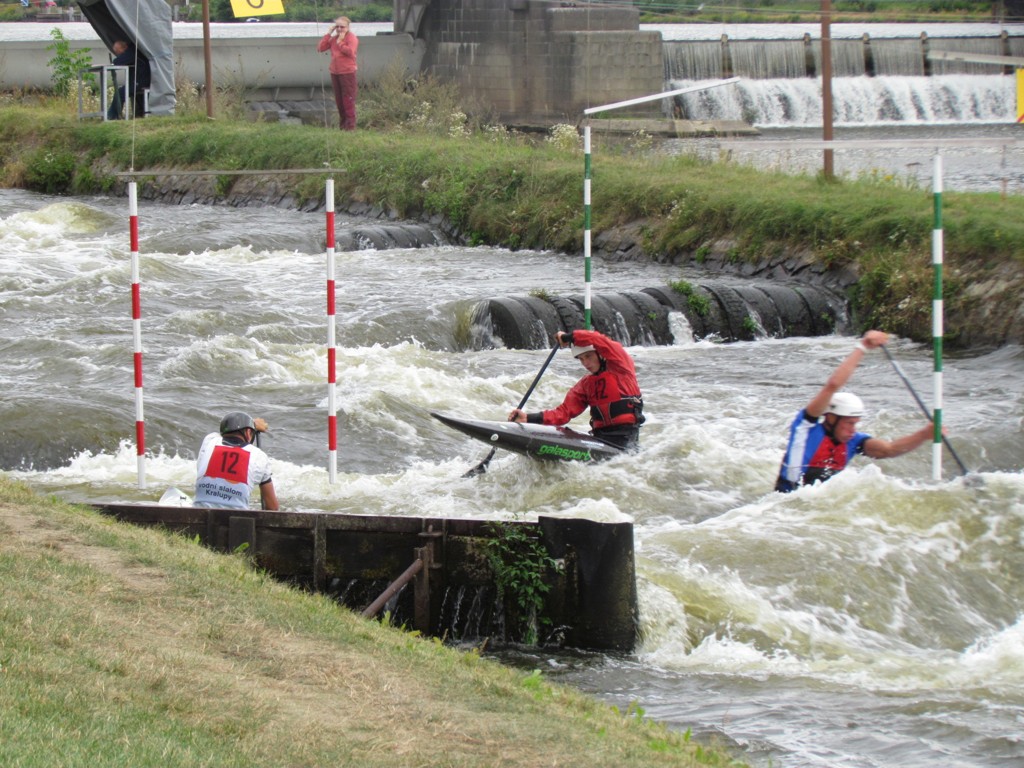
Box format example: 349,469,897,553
92,503,639,652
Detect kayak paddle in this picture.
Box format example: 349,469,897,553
463,341,561,478
881,343,969,476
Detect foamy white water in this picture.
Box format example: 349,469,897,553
671,74,1017,126
2,188,1022,767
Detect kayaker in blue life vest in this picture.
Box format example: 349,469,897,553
775,330,940,492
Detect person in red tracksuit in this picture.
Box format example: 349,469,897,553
508,329,645,449
317,16,359,130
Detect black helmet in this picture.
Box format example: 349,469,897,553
219,411,255,435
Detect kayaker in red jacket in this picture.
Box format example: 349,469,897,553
509,329,644,449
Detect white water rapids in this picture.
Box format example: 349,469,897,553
1,188,1022,767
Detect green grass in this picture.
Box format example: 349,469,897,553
1,95,1022,346
0,476,745,767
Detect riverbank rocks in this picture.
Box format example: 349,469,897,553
957,263,1024,350
78,166,1023,349
592,222,860,296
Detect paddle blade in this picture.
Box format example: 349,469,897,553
159,486,193,507
462,448,496,478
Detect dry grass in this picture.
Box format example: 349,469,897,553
0,476,744,768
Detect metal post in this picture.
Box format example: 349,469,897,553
201,0,214,118
821,0,834,179
413,543,432,634
931,152,944,480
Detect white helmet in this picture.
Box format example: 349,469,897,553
826,392,865,418
571,344,596,358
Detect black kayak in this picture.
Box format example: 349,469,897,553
431,412,624,463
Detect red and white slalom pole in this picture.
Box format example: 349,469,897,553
581,78,739,331
129,181,146,489
325,179,338,483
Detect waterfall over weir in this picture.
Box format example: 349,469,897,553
661,26,1024,126
663,33,1024,81
471,282,846,351
672,73,1015,127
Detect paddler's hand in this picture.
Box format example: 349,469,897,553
253,417,269,433
508,409,527,423
555,330,575,349
860,330,888,351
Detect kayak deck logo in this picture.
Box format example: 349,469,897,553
535,444,593,462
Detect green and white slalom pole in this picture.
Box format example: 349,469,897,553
580,78,740,334
931,152,944,481
583,123,593,329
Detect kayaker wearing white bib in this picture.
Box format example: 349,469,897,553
194,411,279,510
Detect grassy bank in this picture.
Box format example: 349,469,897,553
2,99,1023,346
0,476,744,767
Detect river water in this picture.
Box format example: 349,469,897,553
1,187,1021,767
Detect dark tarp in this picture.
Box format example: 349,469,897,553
77,0,175,115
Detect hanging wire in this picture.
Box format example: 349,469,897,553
313,0,333,168
127,0,142,172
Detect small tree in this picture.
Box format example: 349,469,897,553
46,28,93,98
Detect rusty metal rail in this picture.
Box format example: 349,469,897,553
362,546,428,619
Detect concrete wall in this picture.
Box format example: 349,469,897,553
420,0,663,122
0,32,424,101
172,33,424,100
1,4,664,121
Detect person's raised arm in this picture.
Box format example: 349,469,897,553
806,330,888,418
317,28,336,51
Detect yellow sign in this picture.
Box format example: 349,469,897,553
1018,69,1024,123
229,0,285,18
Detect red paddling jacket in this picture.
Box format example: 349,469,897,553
530,330,644,432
